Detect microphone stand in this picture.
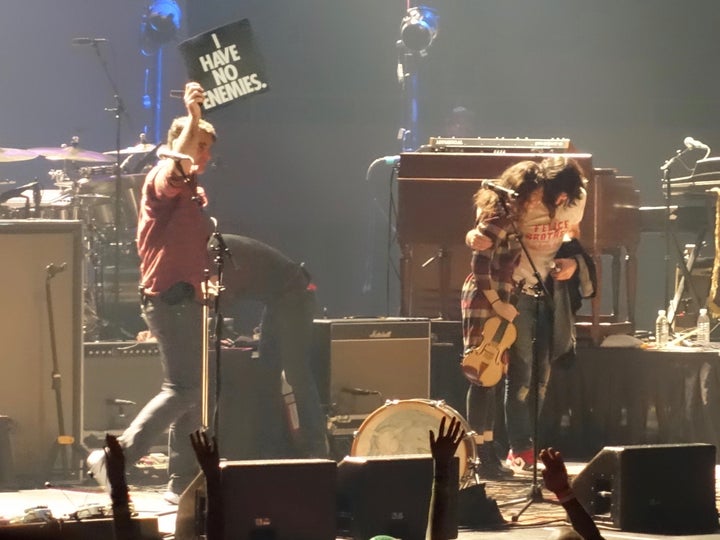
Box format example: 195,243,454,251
491,194,556,521
660,147,699,324
207,225,232,442
44,263,88,480
88,40,131,339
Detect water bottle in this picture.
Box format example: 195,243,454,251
697,308,711,347
655,309,669,349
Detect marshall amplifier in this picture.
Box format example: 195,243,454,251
311,318,431,415
82,341,163,436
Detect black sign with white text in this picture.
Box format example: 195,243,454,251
178,18,269,112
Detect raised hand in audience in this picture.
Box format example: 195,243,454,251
190,429,222,540
427,416,465,540
104,434,141,540
540,447,571,494
190,429,220,484
105,434,128,500
429,416,464,472
540,447,605,540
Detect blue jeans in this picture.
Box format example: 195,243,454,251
504,292,553,452
118,295,203,494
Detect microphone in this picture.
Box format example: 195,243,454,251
46,262,67,278
157,147,194,162
342,386,381,396
71,37,108,45
109,398,137,406
481,179,518,199
382,155,401,165
684,137,710,151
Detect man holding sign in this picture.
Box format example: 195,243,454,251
88,81,216,505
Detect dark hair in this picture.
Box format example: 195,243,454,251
473,160,542,221
540,156,587,217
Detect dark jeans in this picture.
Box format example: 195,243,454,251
258,288,329,458
118,294,203,493
504,292,553,452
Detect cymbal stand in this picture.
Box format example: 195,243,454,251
87,39,132,337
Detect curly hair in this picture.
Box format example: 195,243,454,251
539,156,587,218
473,160,543,221
473,156,587,221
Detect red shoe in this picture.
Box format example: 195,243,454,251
506,448,536,471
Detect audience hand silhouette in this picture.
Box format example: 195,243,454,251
190,429,223,540
540,447,605,540
429,416,465,470
427,416,465,540
104,434,128,497
540,447,570,494
190,429,220,483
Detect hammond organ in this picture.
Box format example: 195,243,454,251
396,142,640,343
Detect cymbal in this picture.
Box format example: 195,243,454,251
31,146,114,163
0,147,38,162
103,143,157,155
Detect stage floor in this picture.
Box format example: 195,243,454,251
1,463,719,539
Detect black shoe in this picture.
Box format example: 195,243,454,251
477,442,514,479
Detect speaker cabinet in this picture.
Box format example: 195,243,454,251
429,320,466,414
175,459,337,540
399,243,466,320
215,347,288,460
572,443,718,533
337,455,457,540
82,341,162,434
312,318,431,415
0,220,83,479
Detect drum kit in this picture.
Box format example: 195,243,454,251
0,136,157,340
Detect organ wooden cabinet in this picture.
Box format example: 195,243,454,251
396,144,639,343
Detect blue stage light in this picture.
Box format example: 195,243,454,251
400,6,438,54
141,0,182,55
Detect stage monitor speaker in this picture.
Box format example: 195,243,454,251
572,443,718,533
337,454,456,540
175,459,337,540
312,318,431,415
0,220,83,480
82,341,162,435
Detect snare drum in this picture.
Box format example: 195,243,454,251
351,398,476,485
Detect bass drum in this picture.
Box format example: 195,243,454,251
351,398,476,485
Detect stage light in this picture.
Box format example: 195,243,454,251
400,6,438,54
140,0,182,55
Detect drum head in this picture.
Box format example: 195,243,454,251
351,398,475,482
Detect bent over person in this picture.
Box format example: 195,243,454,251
462,156,587,476
88,81,216,504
